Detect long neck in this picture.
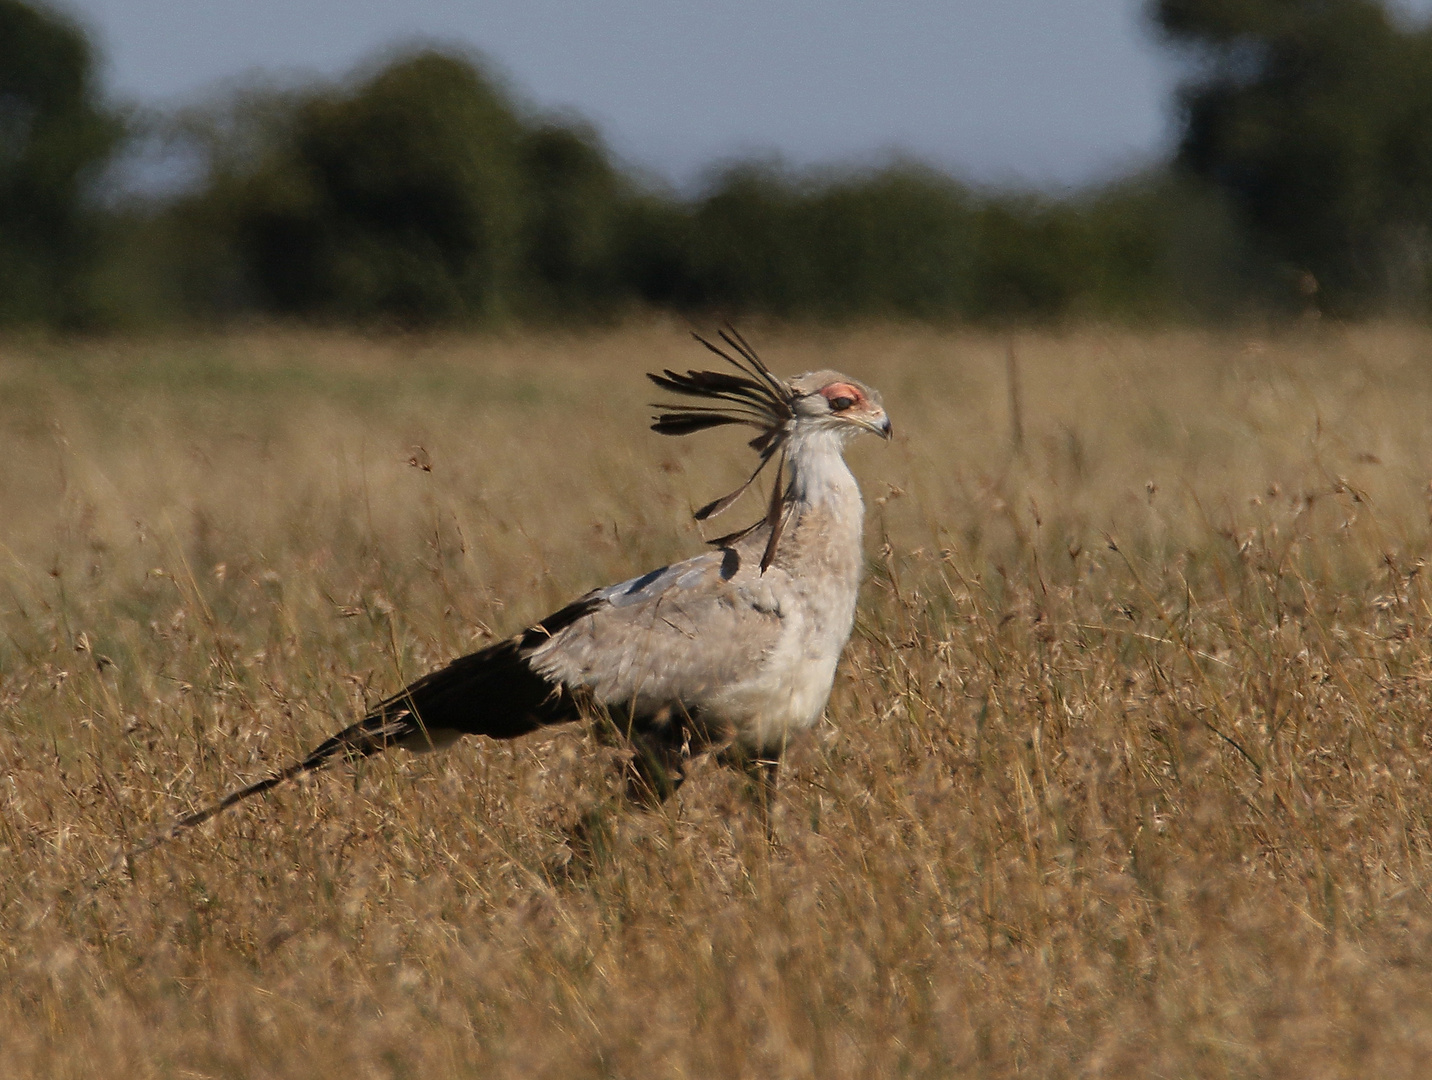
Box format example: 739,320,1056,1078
767,426,865,580
785,426,860,510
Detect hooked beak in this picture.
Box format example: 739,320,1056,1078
857,414,892,440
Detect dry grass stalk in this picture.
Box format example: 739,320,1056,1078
4,320,1432,1076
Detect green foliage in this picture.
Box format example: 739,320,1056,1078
142,51,649,325
674,163,974,318
116,47,1261,327
0,0,122,325
0,20,1286,329
661,164,1258,323
516,120,636,315
9,9,1400,328
231,52,529,321
1154,0,1432,310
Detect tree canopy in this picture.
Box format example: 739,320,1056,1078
10,0,1432,326
0,0,121,324
1154,0,1432,309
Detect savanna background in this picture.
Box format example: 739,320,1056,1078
9,1,1432,1077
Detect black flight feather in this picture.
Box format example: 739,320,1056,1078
651,413,763,437
114,596,603,868
760,449,789,573
693,450,781,520
646,330,798,573
720,325,791,403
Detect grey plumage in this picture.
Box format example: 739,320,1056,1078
123,331,890,861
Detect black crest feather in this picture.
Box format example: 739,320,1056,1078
647,328,798,571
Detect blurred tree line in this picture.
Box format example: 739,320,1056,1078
3,0,1432,328
0,0,119,324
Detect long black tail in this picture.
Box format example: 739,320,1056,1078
115,707,425,866
110,596,600,872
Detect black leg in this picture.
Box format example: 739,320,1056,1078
624,733,688,807
753,757,779,843
719,745,781,842
555,734,689,881
557,804,615,879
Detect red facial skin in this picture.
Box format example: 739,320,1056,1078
820,383,863,409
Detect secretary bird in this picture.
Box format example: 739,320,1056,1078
125,330,890,859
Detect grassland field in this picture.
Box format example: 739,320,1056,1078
5,320,1432,1076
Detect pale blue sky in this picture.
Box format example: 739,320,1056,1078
54,0,1432,191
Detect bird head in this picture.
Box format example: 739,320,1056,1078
647,328,890,570
789,370,892,441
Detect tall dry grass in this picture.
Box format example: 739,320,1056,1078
5,320,1432,1076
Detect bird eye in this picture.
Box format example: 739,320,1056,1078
828,396,855,412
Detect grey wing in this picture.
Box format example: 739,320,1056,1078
529,547,785,716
